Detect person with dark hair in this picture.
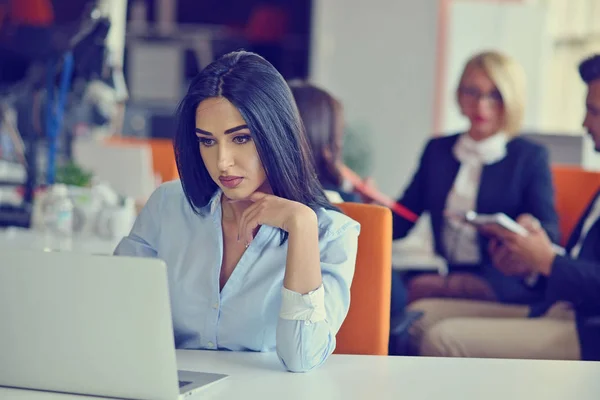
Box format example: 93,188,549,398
413,54,600,361
288,81,361,203
288,81,411,328
114,51,360,372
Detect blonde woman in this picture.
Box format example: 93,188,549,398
390,51,560,352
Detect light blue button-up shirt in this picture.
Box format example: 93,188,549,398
113,181,360,372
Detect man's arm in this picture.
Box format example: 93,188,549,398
545,256,600,308
489,218,600,307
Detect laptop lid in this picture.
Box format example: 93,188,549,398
0,250,181,400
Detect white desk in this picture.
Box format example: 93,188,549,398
0,227,119,255
2,350,600,400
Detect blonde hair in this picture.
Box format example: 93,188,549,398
458,51,526,135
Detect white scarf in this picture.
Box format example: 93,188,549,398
443,133,508,264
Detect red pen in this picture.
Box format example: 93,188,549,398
337,163,419,223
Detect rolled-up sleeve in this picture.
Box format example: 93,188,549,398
275,220,360,372
279,285,327,323
113,185,164,258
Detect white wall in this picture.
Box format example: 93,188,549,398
310,0,439,197
442,1,600,170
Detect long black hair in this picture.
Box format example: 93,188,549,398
174,51,336,240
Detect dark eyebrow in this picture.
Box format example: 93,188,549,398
224,124,249,134
195,124,249,136
195,128,212,136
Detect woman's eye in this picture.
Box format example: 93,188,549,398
233,135,251,144
198,137,215,147
490,90,503,103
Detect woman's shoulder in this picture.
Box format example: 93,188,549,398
149,180,187,207
323,189,345,204
144,180,199,220
428,132,462,145
323,187,362,204
315,207,361,240
421,133,461,156
154,179,186,198
507,136,548,158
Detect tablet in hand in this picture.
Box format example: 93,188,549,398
464,211,529,236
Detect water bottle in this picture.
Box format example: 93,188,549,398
41,184,74,252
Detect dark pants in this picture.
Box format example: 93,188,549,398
390,270,407,317
389,269,424,355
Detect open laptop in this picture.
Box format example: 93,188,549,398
0,249,228,399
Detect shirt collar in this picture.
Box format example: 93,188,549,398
454,132,508,165
199,190,222,215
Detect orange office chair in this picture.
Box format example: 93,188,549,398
334,202,392,355
105,137,179,184
552,165,600,246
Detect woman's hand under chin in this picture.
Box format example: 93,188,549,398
237,192,317,245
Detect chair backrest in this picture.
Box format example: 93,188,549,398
105,137,179,183
552,165,600,246
334,202,392,355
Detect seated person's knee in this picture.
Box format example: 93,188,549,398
420,319,465,357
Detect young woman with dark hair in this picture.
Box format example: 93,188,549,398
114,51,360,372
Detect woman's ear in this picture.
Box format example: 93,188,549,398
322,148,333,161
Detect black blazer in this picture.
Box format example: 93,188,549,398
393,134,560,304
531,189,600,361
